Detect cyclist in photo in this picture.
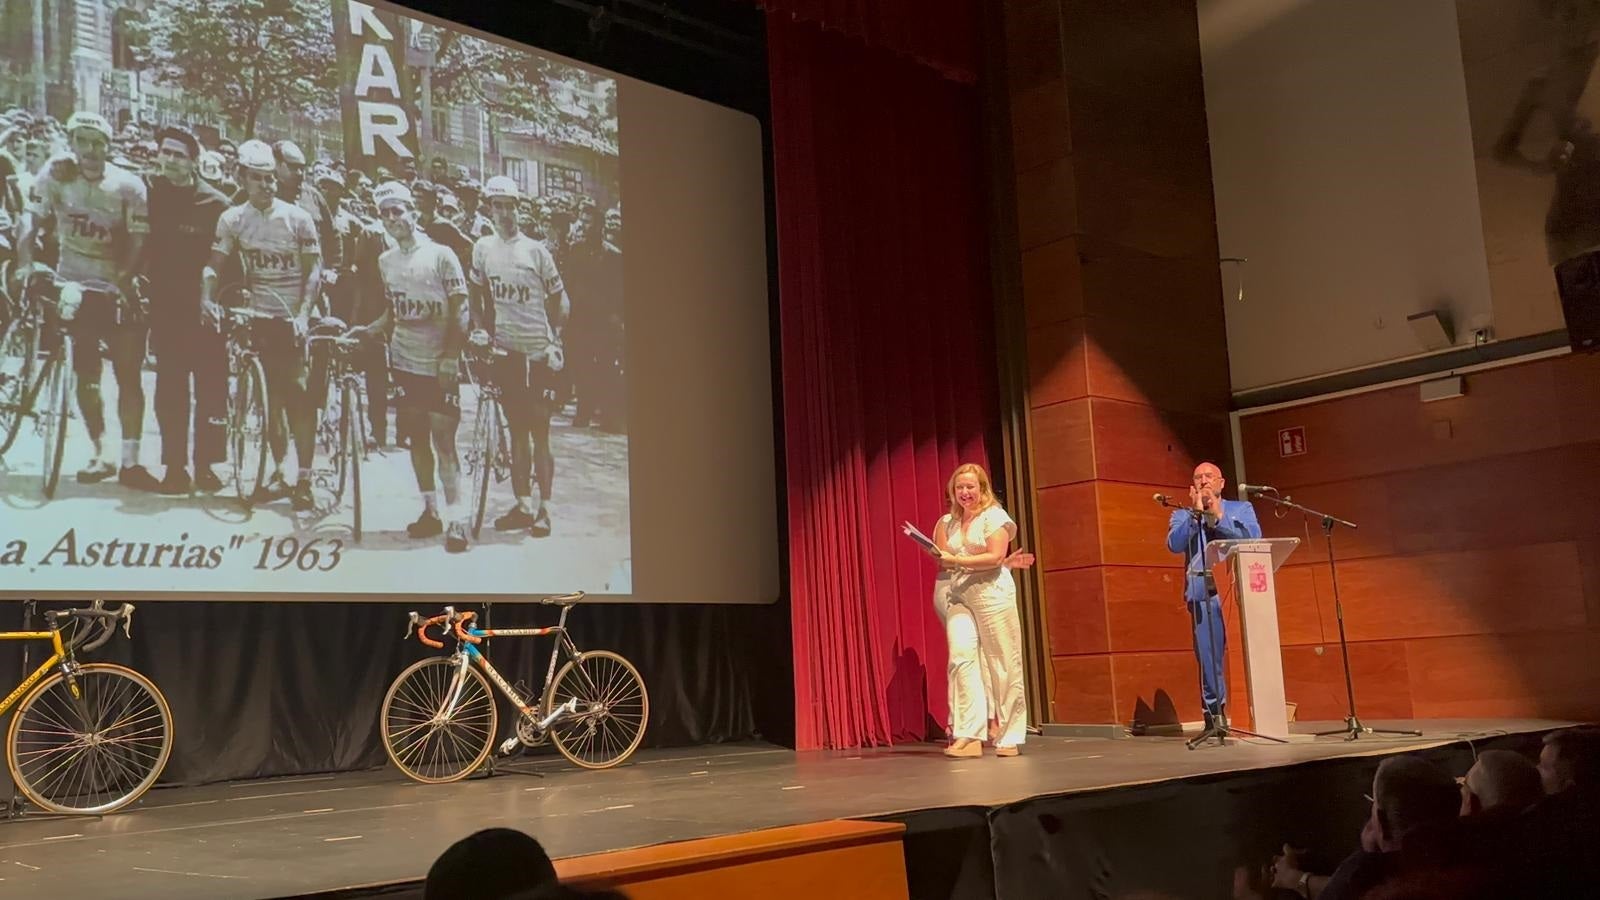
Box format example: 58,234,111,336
357,181,471,552
12,111,159,490
468,175,568,538
201,138,322,510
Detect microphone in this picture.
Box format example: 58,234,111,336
1237,483,1275,499
1153,493,1175,507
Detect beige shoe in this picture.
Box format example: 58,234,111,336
944,738,982,758
995,745,1020,757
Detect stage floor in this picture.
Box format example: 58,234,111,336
0,718,1571,899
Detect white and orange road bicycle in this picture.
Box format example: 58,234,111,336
380,592,648,782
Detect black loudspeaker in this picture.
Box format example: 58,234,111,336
1556,248,1600,353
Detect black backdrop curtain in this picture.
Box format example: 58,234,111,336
1,598,792,789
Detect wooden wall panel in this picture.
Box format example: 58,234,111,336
1052,654,1115,723
1045,567,1110,656
1003,0,1064,96
1280,642,1414,721
1405,632,1600,720
1097,481,1181,567
1031,399,1095,488
1085,312,1231,414
1241,359,1574,487
1027,319,1088,408
1008,0,1232,726
1104,566,1191,652
1320,542,1588,642
1022,237,1085,326
1110,650,1201,726
1016,157,1079,250
1037,482,1100,571
1011,78,1073,175
1258,444,1600,564
1090,398,1229,488
1239,353,1600,724
1079,254,1226,321
1071,154,1219,260
1554,353,1600,444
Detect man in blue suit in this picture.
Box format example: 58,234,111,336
1166,461,1261,728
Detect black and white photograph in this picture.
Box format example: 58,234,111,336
0,0,630,596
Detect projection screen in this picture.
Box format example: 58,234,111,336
0,0,778,603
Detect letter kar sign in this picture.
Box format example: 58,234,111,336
331,0,420,170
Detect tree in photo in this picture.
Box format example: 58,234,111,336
426,28,618,155
137,0,338,136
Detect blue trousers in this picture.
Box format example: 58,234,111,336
1189,595,1228,715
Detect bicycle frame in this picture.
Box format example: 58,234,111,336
441,604,580,723
0,628,71,717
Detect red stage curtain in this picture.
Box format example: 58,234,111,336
753,0,980,83
770,15,998,750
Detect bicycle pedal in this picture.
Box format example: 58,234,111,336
498,736,523,757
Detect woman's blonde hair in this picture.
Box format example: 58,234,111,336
947,463,998,521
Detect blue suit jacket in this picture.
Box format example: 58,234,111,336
1166,498,1263,603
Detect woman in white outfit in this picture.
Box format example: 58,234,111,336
930,463,1030,758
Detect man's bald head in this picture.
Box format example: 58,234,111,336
1193,462,1222,482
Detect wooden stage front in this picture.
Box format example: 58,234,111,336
0,718,1573,899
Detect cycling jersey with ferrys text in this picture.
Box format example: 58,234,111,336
212,197,320,317
379,235,469,376
26,160,148,292
469,232,564,360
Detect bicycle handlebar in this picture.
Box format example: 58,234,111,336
452,611,482,645
408,610,453,649
44,600,135,654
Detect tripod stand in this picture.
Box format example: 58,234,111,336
1248,491,1419,741
1159,499,1283,749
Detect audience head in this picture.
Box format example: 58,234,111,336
1368,756,1460,852
1459,749,1543,816
424,828,558,900
1538,726,1600,796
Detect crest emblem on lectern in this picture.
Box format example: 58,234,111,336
1248,562,1268,593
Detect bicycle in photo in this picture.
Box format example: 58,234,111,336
1,601,175,815
307,318,369,541
461,337,513,539
381,593,649,782
215,295,272,507
0,266,85,498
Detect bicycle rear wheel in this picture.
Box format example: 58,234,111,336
381,657,497,783
39,357,70,499
229,356,269,504
5,663,174,815
345,382,363,542
545,650,649,769
0,314,38,456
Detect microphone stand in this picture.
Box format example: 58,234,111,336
1246,492,1419,741
1158,498,1282,748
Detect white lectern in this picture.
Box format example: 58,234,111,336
1205,538,1300,740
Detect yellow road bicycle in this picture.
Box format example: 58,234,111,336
2,601,173,814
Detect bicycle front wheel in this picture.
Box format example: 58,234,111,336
229,356,269,504
381,657,498,783
39,357,70,499
469,394,500,540
0,314,38,456
5,663,175,815
545,650,649,769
